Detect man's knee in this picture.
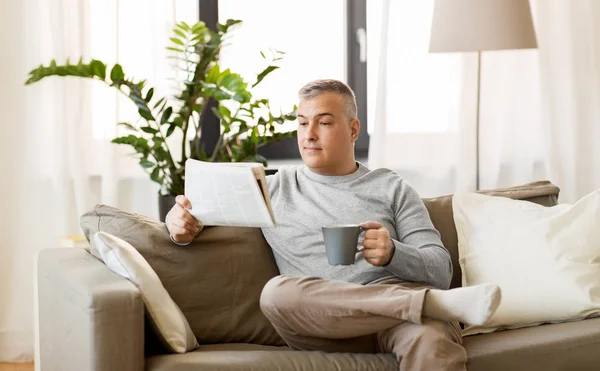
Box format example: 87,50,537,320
416,320,459,341
382,319,462,353
407,319,462,347
260,275,303,316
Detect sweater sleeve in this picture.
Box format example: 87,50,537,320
383,181,453,289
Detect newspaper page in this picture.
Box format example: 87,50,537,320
184,159,276,227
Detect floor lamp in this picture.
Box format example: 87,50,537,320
428,0,537,190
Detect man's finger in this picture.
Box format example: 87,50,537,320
174,204,194,221
171,225,197,236
360,221,383,230
171,226,194,237
172,218,199,233
362,239,387,250
176,195,192,209
363,239,387,250
177,208,198,226
364,229,386,240
363,249,387,259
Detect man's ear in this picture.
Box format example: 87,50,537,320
350,119,360,142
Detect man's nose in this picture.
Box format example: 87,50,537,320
306,122,318,141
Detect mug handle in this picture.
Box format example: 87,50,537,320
356,227,366,252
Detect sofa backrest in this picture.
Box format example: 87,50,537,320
422,180,559,289
81,206,285,349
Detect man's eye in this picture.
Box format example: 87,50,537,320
299,122,308,126
320,122,331,126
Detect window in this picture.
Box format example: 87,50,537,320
199,0,368,159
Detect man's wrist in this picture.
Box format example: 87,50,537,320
170,233,192,246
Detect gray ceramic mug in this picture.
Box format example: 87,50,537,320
322,224,365,265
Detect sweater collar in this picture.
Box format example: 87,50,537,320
301,162,369,184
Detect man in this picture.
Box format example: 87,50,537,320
166,79,501,371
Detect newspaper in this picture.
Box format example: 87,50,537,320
184,159,276,228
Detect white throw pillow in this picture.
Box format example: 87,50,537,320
91,231,198,353
453,190,600,336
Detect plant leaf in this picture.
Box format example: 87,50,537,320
253,65,279,87
160,107,173,125
166,46,185,53
118,122,137,131
166,124,176,137
173,116,184,128
140,159,155,168
139,108,154,121
145,88,154,102
206,64,220,84
110,64,125,82
218,105,231,119
233,91,252,103
191,21,206,33
153,97,166,110
173,29,186,39
89,60,106,80
220,73,246,92
150,167,161,182
170,37,185,46
141,126,158,134
179,21,191,31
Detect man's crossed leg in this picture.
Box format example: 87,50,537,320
260,275,501,371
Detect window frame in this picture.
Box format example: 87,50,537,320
198,0,368,160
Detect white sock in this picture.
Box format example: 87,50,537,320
423,283,501,326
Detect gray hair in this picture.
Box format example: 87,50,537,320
298,79,358,120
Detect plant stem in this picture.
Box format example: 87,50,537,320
209,133,223,162
110,80,182,193
193,96,212,158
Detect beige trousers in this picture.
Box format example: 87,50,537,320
260,275,467,371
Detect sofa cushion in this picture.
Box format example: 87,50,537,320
422,180,559,289
454,190,600,335
80,205,284,347
463,317,600,371
91,232,198,353
146,343,396,371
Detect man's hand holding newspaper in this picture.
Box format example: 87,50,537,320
166,159,276,244
167,195,204,244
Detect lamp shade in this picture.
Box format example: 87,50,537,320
429,0,537,53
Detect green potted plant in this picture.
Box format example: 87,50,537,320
25,19,297,221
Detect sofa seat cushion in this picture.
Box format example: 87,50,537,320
146,343,397,371
146,318,600,371
463,317,600,371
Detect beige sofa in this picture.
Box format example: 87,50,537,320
37,181,600,371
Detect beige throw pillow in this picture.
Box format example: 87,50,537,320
91,231,199,353
453,190,600,336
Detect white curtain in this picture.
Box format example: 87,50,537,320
367,0,477,197
368,0,600,202
0,0,196,362
531,0,600,203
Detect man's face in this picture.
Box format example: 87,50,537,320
297,92,360,175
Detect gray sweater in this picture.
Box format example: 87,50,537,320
263,163,452,289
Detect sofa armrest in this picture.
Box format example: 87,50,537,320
37,248,144,371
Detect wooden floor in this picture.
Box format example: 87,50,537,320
0,364,33,371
